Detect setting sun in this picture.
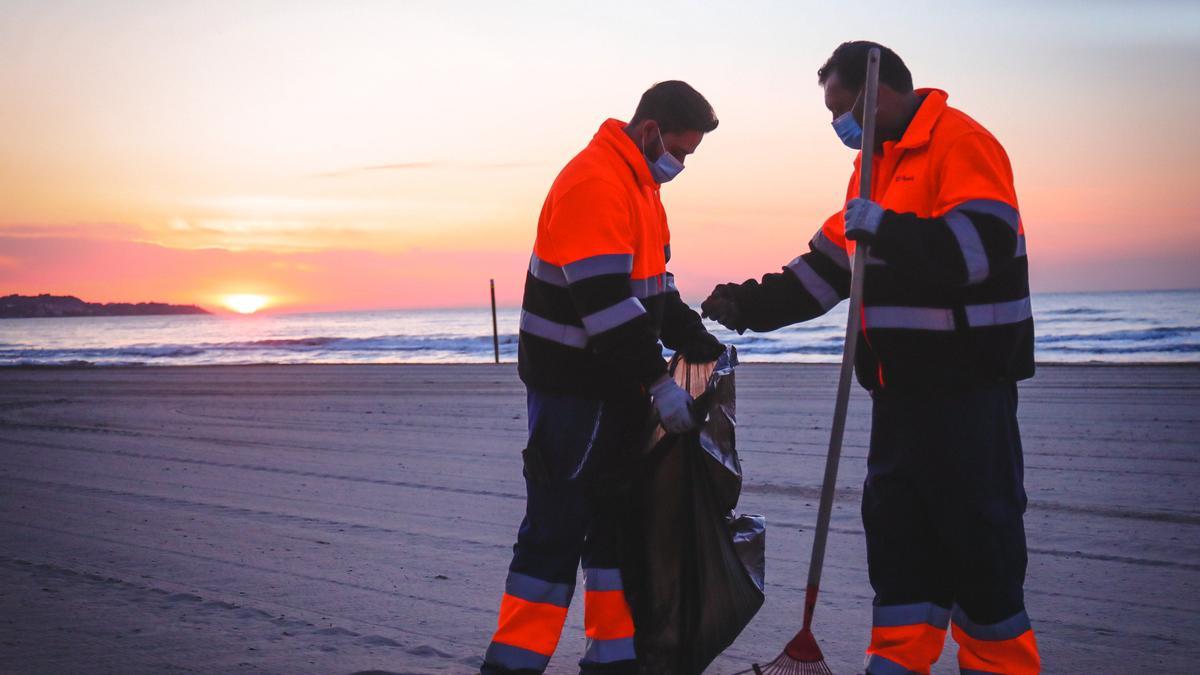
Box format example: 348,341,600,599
222,294,269,314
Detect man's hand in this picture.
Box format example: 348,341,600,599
701,284,745,334
844,198,885,242
650,375,695,434
680,331,725,363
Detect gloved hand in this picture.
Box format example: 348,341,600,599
649,375,695,434
680,330,725,363
701,284,745,334
843,198,885,241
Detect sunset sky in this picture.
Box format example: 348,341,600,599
2,1,1198,313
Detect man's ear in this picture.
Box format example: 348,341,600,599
875,84,901,111
632,119,658,142
631,119,660,156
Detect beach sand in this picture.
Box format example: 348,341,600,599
0,363,1196,674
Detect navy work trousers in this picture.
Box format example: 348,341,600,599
862,381,1039,674
482,387,649,675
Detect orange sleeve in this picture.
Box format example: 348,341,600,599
819,169,858,254
933,132,1018,217
542,179,634,265
820,210,848,251
658,198,670,248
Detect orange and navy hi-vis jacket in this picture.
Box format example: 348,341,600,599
519,118,715,397
730,89,1034,391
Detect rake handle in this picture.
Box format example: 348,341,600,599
804,46,881,614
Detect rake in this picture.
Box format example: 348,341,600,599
749,46,880,675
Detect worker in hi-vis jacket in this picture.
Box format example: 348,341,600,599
482,81,724,674
702,42,1040,674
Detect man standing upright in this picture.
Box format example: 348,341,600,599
702,42,1040,674
482,81,724,674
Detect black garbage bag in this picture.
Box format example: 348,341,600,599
620,348,766,674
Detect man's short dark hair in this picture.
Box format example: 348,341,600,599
630,80,719,134
818,41,913,93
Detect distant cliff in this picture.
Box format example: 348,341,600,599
0,294,211,319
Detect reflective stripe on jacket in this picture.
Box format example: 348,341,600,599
732,89,1034,391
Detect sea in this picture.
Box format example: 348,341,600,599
1,290,1197,367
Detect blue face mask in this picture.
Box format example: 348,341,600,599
645,128,684,183
832,88,870,150
832,110,863,150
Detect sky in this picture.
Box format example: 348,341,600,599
1,0,1198,313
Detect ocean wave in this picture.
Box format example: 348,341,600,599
1036,326,1199,344
0,345,208,359
1037,343,1200,355
1036,315,1128,324
235,336,343,348
0,333,522,363
723,336,845,355
1038,307,1114,316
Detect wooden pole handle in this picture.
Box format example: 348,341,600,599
805,46,881,593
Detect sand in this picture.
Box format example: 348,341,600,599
0,363,1197,674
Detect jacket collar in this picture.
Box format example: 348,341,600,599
892,88,948,150
594,118,657,187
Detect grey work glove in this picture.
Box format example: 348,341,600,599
650,375,695,434
843,197,885,242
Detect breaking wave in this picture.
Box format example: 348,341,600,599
1036,326,1199,345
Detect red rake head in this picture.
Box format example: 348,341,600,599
784,627,825,662
750,629,832,675
747,586,832,675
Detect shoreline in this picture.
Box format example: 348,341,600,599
3,360,1199,370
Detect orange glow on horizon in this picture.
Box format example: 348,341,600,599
221,294,270,314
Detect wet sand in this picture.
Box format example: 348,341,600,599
0,363,1197,673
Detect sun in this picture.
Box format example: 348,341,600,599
222,294,269,314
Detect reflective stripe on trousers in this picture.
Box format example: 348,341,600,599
865,604,1038,674
485,568,635,672
865,602,950,674
951,607,1040,675
485,573,573,670
582,568,636,665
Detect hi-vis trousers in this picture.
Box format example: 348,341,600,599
482,388,648,675
863,382,1040,675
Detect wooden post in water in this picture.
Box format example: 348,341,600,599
490,279,500,364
